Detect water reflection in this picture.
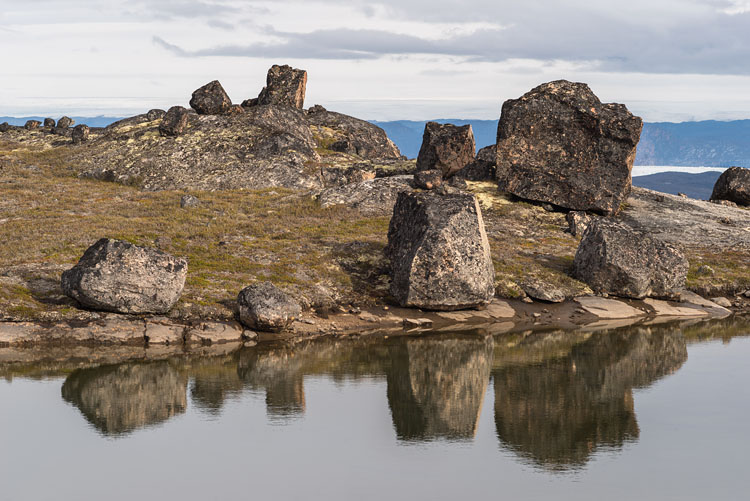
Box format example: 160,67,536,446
61,361,188,436
34,320,734,468
492,325,687,470
387,335,493,441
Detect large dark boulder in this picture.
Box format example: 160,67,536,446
573,220,688,299
158,106,189,137
43,118,56,128
385,191,495,310
256,64,307,109
496,80,643,215
189,80,233,115
71,124,89,144
237,281,301,332
57,116,74,129
0,122,9,133
710,167,750,206
24,120,41,130
61,238,188,314
416,122,476,178
457,144,496,181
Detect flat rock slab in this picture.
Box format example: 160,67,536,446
678,290,731,316
575,296,646,319
0,318,146,345
487,300,516,318
187,321,248,344
643,298,710,317
318,176,415,216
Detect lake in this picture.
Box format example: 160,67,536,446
2,318,749,500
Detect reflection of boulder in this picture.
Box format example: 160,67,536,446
238,347,306,418
189,362,245,415
387,335,493,441
61,361,187,436
493,326,687,470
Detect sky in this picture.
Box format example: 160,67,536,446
2,0,750,121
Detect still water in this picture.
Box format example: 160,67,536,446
2,319,749,500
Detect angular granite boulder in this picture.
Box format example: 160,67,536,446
385,191,495,310
158,106,189,137
189,80,233,115
416,122,476,179
61,238,187,314
237,281,301,332
496,80,643,215
256,64,307,109
573,220,688,299
710,167,750,206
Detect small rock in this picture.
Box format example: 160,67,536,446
189,80,233,115
696,265,715,276
677,192,688,198
0,122,9,132
359,311,380,323
159,106,189,136
532,312,541,319
146,109,166,121
711,297,732,308
241,98,258,108
237,281,301,332
520,278,567,303
57,116,74,128
256,64,308,109
414,169,443,190
416,122,476,178
61,238,188,314
307,104,326,114
24,120,41,130
710,167,750,206
71,124,89,144
403,318,433,328
180,194,200,208
186,321,245,344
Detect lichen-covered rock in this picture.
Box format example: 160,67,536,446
416,122,476,178
189,80,233,115
710,167,750,206
71,124,89,144
457,144,496,181
146,109,166,121
43,118,56,128
0,122,9,133
520,278,567,303
573,220,688,299
179,194,200,208
496,80,643,215
61,238,188,314
158,105,189,137
237,281,301,332
241,98,258,108
318,175,415,216
414,169,443,190
57,116,74,129
385,191,495,310
566,211,593,236
24,120,41,130
306,109,401,160
257,64,307,109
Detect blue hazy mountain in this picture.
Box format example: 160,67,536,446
373,119,750,167
0,116,122,128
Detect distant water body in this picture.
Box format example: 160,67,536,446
632,166,727,177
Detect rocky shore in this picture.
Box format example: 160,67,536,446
2,65,750,348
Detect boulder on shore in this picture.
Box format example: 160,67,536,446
189,80,233,115
496,80,643,215
158,106,189,137
710,167,750,206
61,238,188,314
416,122,476,179
573,220,688,299
385,191,495,310
237,281,301,332
256,65,307,109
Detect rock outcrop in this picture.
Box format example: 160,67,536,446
158,106,189,136
710,167,750,206
61,238,188,314
237,281,301,332
317,175,415,216
573,219,688,299
256,64,307,109
416,122,475,178
385,191,495,310
496,80,643,215
189,80,233,115
306,107,401,160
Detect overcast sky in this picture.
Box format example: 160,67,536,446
2,0,750,121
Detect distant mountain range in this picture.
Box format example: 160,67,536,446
373,119,750,167
0,116,120,128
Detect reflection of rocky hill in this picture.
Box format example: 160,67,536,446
238,346,307,418
61,361,187,436
387,335,493,441
493,326,687,470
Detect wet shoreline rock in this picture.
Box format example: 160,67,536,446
237,282,301,332
496,80,643,215
61,238,188,314
385,191,495,310
573,220,688,299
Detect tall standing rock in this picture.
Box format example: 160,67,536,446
61,238,188,314
573,220,688,299
416,122,476,179
496,80,643,215
710,167,750,206
385,191,495,310
256,65,307,109
189,80,233,115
